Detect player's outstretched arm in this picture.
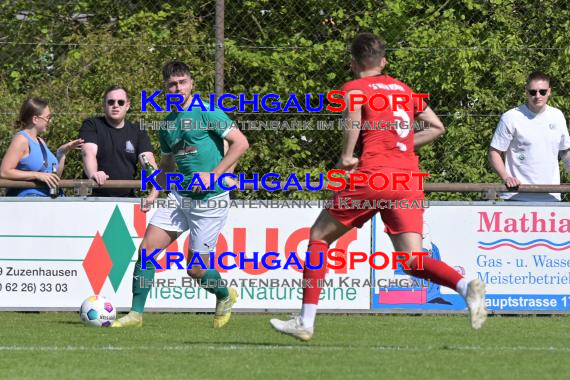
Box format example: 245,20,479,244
413,106,445,149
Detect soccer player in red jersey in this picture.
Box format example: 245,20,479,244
270,33,487,341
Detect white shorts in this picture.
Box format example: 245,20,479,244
149,191,229,253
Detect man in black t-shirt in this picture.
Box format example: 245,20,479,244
80,85,157,197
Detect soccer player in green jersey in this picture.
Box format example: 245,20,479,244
113,61,249,328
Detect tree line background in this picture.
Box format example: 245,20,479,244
1,0,569,200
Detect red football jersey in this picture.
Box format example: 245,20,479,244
341,74,427,170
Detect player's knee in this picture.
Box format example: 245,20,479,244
138,237,157,259
309,211,328,240
186,267,202,278
403,256,416,275
137,242,148,260
309,225,325,241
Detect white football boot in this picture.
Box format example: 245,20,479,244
466,279,488,330
270,316,314,341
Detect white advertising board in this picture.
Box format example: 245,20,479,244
372,203,570,312
0,200,371,311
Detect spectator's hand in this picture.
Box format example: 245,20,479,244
91,171,109,185
192,172,213,192
336,156,359,173
57,139,84,156
503,176,521,189
35,172,60,189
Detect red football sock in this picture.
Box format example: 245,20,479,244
409,256,463,290
302,239,329,304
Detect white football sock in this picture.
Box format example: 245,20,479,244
301,303,317,329
456,278,468,298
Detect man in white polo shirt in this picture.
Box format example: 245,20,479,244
489,71,570,201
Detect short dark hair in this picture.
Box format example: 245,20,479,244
103,85,129,101
162,60,192,81
526,71,550,86
15,97,48,130
351,33,386,68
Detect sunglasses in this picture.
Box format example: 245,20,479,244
37,115,52,122
107,99,127,106
527,89,548,96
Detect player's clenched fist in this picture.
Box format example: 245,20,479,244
336,156,359,172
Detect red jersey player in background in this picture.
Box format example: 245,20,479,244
270,33,487,341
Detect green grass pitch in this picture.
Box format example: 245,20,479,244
0,312,568,379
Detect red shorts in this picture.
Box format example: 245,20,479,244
326,167,424,234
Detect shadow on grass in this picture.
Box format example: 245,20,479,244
179,341,396,350
55,321,85,326
181,341,309,347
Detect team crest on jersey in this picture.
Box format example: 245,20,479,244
172,140,198,156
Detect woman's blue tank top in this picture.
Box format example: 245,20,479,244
9,130,59,197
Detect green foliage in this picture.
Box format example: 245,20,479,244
1,1,569,200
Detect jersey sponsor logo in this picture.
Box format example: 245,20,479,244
172,140,198,157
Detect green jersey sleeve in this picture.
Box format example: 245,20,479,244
205,106,233,139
